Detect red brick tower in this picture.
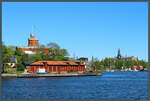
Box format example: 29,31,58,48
28,34,39,47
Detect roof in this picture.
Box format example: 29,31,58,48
31,61,85,66
79,57,88,59
10,56,17,63
23,61,33,65
78,57,88,61
28,34,38,40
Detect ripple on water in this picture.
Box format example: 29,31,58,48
2,72,148,100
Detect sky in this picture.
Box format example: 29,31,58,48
2,2,148,61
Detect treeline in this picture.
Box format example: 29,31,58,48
90,49,148,71
91,57,148,71
2,42,69,73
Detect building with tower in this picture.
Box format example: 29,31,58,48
18,34,50,55
109,48,138,62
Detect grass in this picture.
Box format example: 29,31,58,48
3,70,24,74
16,71,24,74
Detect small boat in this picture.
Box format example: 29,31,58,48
106,70,110,72
132,68,139,72
140,68,145,72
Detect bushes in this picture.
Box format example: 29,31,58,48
16,63,25,71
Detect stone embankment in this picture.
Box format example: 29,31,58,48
2,72,101,78
17,72,101,78
2,74,17,77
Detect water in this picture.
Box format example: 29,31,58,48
2,72,148,100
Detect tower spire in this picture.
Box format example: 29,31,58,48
117,48,121,59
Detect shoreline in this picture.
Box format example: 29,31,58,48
2,72,101,78
2,74,17,77
2,70,148,78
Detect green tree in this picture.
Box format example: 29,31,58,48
39,44,46,48
16,63,25,71
15,47,22,56
90,58,104,72
8,46,16,52
133,61,139,66
115,60,123,70
2,44,14,63
33,52,42,61
103,58,110,68
47,42,60,49
22,53,35,63
138,60,148,68
60,49,69,56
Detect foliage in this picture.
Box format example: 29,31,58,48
103,58,110,68
91,57,148,71
16,63,25,71
47,42,60,49
2,44,14,63
91,57,104,72
138,60,148,68
39,44,46,48
16,70,24,74
15,47,22,56
60,49,69,56
115,60,123,70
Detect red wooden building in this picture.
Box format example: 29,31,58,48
28,61,85,73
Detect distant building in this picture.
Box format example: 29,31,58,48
27,60,85,73
77,57,88,62
109,49,137,62
131,65,144,71
109,56,137,62
18,34,50,55
121,56,137,61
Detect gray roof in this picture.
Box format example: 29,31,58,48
10,56,17,63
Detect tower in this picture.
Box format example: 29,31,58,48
28,34,39,47
117,48,121,59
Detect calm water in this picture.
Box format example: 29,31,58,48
2,72,148,100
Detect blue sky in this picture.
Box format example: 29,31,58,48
2,2,148,61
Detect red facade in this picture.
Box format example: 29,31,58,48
28,61,85,73
28,40,38,47
28,34,39,47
